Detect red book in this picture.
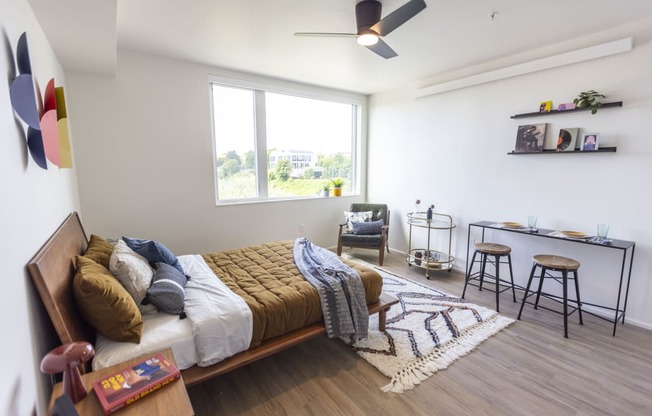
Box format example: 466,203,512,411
92,352,181,414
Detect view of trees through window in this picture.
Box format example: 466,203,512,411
211,83,357,202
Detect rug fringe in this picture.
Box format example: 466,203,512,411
381,314,514,393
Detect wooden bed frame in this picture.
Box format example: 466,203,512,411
28,212,398,387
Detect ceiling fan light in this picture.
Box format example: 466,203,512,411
357,33,378,46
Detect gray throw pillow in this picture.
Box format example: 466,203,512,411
144,262,188,316
352,219,384,235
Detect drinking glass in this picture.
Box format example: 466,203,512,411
597,223,610,242
528,215,538,232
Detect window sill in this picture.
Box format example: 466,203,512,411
215,194,360,206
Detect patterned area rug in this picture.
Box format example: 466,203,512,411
344,266,514,393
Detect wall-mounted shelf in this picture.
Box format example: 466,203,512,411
510,101,623,119
508,146,617,155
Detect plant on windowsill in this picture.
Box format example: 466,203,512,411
573,90,606,114
322,183,331,197
330,177,344,197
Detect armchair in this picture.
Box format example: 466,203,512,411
337,203,390,266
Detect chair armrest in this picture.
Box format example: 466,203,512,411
338,223,346,238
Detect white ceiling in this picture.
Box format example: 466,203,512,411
28,0,652,95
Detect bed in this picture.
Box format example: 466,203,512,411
28,212,397,387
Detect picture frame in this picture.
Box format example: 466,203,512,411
557,102,576,111
581,133,599,151
514,124,547,153
557,128,579,152
539,101,552,113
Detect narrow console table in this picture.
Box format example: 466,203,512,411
406,212,455,278
467,221,636,336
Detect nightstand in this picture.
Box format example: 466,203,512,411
47,348,194,415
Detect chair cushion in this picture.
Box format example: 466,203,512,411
352,219,384,235
340,233,383,247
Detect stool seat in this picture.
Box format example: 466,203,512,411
475,242,511,255
533,254,580,270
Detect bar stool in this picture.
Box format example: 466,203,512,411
462,242,516,312
517,254,583,338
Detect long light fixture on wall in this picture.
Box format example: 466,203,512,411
414,37,633,98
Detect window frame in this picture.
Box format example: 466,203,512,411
209,75,365,205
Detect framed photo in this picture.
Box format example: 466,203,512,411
557,128,579,152
514,124,547,153
557,102,576,111
539,101,552,113
581,133,599,151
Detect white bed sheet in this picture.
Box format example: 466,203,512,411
92,311,198,371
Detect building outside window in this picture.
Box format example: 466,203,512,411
210,78,361,203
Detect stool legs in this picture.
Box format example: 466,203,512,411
479,253,487,291
507,254,516,302
562,270,569,338
533,266,546,309
464,248,516,312
461,250,479,299
573,270,584,325
494,254,500,312
518,262,583,338
517,262,538,320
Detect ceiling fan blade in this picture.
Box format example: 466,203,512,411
365,38,398,59
370,0,427,37
294,32,356,38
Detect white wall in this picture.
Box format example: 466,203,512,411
368,20,652,329
0,0,81,414
65,51,366,255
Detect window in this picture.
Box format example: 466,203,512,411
210,78,361,203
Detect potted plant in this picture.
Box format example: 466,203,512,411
573,90,606,114
330,177,344,197
321,182,331,197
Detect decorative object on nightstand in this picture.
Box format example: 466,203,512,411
41,341,95,404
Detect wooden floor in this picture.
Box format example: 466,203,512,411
187,249,652,416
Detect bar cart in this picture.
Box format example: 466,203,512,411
406,212,456,278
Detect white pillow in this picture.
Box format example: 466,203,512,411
343,210,373,232
109,239,157,314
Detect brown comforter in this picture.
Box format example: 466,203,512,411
202,240,382,348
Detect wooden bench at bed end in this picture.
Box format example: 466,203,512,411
181,292,398,387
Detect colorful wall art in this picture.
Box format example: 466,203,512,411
9,32,73,170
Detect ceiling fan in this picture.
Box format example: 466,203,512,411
294,0,427,59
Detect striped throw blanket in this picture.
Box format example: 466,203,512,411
293,238,369,339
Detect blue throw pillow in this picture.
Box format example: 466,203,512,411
143,262,188,316
122,236,185,276
352,219,384,235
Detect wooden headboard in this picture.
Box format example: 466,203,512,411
28,212,95,349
